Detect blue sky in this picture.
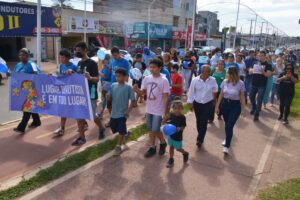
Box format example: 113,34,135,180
1,0,299,36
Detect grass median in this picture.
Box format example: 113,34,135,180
290,80,300,117
0,105,190,200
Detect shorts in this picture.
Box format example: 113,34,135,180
110,117,127,135
168,137,183,150
146,113,162,132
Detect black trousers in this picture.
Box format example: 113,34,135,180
279,92,294,121
193,100,213,144
17,112,41,132
209,92,221,121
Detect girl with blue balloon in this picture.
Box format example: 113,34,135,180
162,99,189,168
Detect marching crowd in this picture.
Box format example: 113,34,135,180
10,42,299,168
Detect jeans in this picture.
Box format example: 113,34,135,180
17,112,41,132
193,101,213,143
244,76,252,104
279,92,294,121
221,99,241,148
250,86,266,117
270,83,279,104
181,69,193,92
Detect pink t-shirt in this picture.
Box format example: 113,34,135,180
142,75,170,116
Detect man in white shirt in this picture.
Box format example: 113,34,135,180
188,65,218,147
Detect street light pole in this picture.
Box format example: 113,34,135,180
190,0,197,49
37,0,41,67
148,0,157,48
84,0,87,43
232,0,241,49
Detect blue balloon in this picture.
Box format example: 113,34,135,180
97,49,106,60
163,124,177,136
0,63,8,73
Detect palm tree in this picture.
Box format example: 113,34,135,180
51,0,73,9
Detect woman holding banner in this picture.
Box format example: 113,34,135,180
13,48,41,134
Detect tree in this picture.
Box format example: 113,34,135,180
51,0,73,9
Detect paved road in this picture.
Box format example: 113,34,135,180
19,105,297,200
0,100,145,186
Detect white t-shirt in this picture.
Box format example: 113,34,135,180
142,75,170,116
237,61,246,76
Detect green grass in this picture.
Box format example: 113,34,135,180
290,81,300,117
255,178,300,200
0,105,189,200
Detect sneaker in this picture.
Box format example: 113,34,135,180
144,147,156,158
253,115,259,122
278,115,283,121
113,146,122,156
282,120,289,125
159,142,167,156
98,128,105,140
183,152,189,163
223,147,229,154
222,140,226,146
71,137,86,146
28,123,41,129
54,127,65,136
166,158,174,168
13,128,25,135
196,142,202,148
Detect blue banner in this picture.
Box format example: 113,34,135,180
10,73,94,121
0,2,62,36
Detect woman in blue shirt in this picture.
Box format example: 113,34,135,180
13,48,41,134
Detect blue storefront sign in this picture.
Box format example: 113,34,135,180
128,22,172,39
0,2,62,37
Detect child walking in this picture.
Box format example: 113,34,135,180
107,68,136,156
165,99,189,168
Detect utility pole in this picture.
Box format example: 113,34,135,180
258,21,265,49
264,22,268,49
252,14,258,49
190,0,197,49
248,19,255,47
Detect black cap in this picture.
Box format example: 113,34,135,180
19,48,30,55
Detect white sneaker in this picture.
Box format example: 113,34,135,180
114,146,122,156
222,140,226,146
223,147,229,154
54,127,65,135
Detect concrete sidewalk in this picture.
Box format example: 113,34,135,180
21,105,297,200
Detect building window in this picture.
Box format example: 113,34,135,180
173,16,179,27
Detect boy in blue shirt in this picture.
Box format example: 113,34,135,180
53,49,78,136
107,68,136,156
110,47,130,83
13,48,41,134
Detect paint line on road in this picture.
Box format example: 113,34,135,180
243,121,281,200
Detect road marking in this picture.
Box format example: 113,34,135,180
243,121,281,200
35,124,77,139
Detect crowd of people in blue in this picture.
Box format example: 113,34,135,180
8,42,300,167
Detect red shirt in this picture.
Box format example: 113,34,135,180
171,73,183,96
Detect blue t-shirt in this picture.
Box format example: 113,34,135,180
142,52,156,67
110,58,130,83
109,83,136,118
160,67,172,85
101,66,111,83
14,61,41,74
59,62,77,75
225,62,240,71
